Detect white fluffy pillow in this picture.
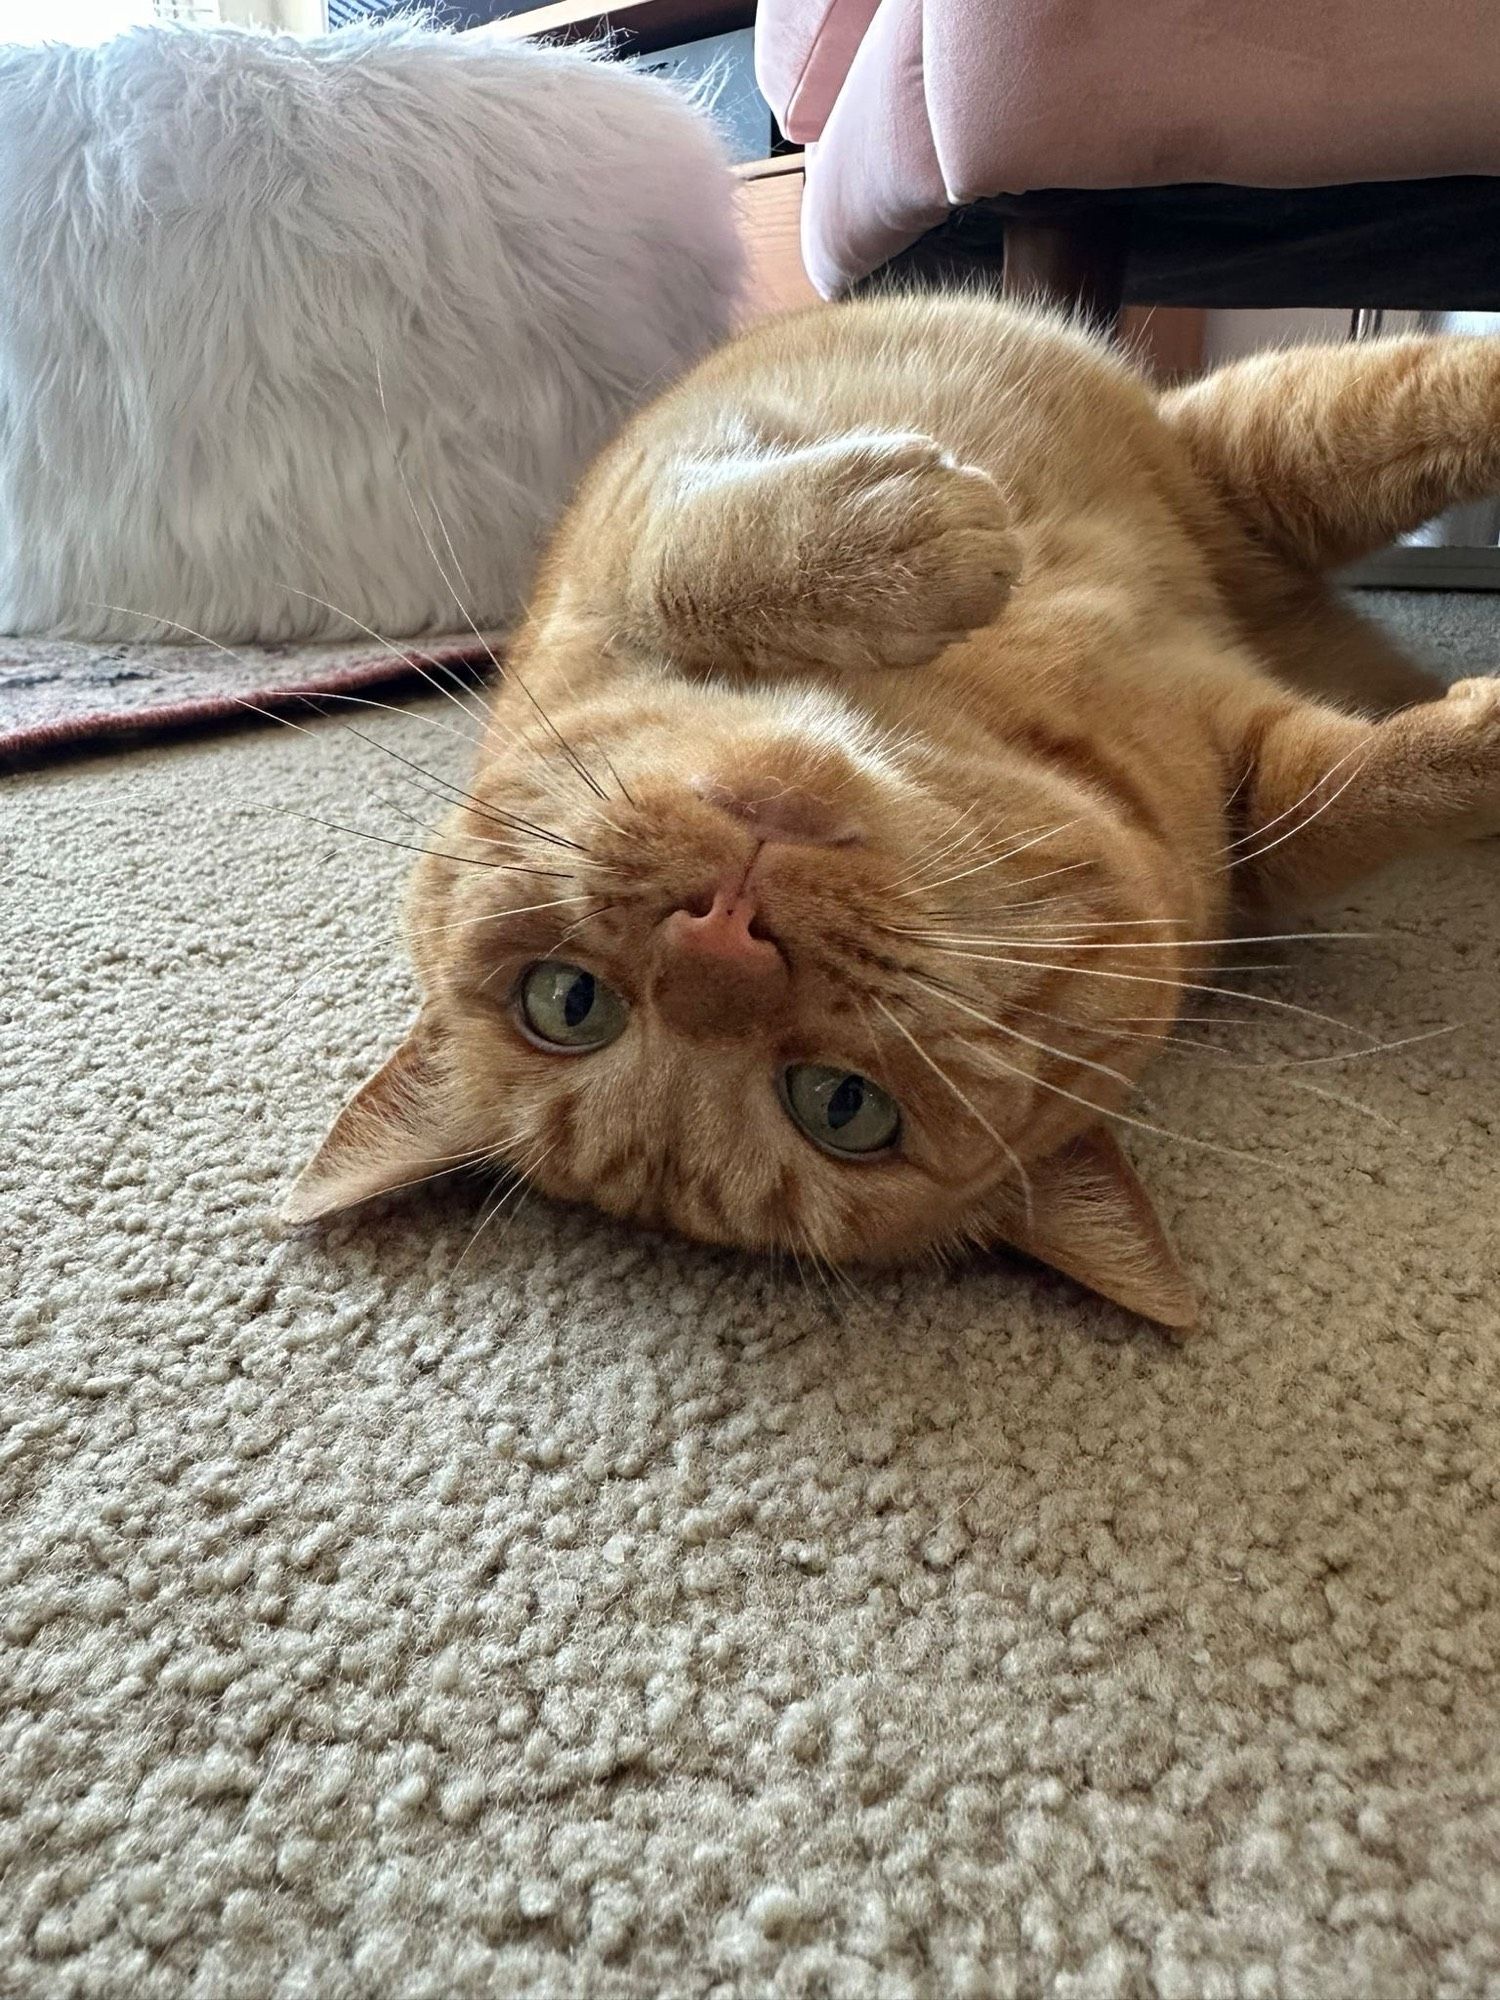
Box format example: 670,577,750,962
0,24,744,643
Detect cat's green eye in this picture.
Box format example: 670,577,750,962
781,1064,901,1157
518,960,629,1051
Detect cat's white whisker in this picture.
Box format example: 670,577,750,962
401,789,577,853
1102,1014,1459,1072
241,700,551,860
872,994,1033,1219
210,662,591,859
331,1144,499,1203
81,596,492,751
349,739,596,855
913,946,1386,1044
981,911,1371,934
288,685,492,752
1078,1018,1412,1135
272,484,606,808
785,1237,816,1305
365,443,614,801
883,803,992,894
999,858,1095,893
793,1186,871,1308
271,580,497,744
402,893,598,942
450,1136,561,1278
898,819,1074,900
954,1011,1305,1180
84,604,499,766
1219,737,1371,851
369,348,509,736
490,893,599,922
888,927,1380,953
1273,1075,1406,1135
472,904,617,991
249,803,543,877
373,793,579,868
793,1225,845,1317
549,901,620,952
589,811,635,845
1225,748,1377,871
1275,1023,1458,1067
910,974,1140,1098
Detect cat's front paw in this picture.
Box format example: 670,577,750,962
1445,675,1500,713
624,425,1019,683
843,435,1021,668
1440,674,1500,833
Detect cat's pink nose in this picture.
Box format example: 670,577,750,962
653,887,790,1038
667,887,781,967
691,775,860,846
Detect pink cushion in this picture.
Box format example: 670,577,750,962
754,0,880,144
758,0,1500,295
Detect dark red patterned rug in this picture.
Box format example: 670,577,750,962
0,631,501,773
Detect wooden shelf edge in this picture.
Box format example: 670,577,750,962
734,152,805,182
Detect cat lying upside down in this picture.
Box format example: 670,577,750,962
290,297,1500,1327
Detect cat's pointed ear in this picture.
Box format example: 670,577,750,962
285,1011,474,1224
995,1127,1198,1330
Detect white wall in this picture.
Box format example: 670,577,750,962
218,0,325,27
1203,307,1427,365
1209,309,1500,554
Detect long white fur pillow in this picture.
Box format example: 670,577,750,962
0,24,743,643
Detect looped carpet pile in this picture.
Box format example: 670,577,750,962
3,656,1499,1995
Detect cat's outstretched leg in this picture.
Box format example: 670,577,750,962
1163,335,1500,571
1233,679,1500,906
608,429,1020,679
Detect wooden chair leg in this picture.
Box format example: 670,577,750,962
1002,211,1129,331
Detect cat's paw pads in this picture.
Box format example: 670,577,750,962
837,435,1021,667
1445,675,1500,714
1439,677,1500,833
1443,676,1500,756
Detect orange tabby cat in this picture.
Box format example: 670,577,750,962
289,297,1500,1326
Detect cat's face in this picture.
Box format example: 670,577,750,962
294,670,1199,1324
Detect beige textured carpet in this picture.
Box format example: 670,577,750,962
4,694,1500,1998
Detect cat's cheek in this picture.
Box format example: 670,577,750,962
793,1164,985,1270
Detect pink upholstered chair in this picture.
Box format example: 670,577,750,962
754,0,1500,319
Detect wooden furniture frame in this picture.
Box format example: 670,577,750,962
485,1,1205,382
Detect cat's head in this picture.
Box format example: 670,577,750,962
291,667,1199,1326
